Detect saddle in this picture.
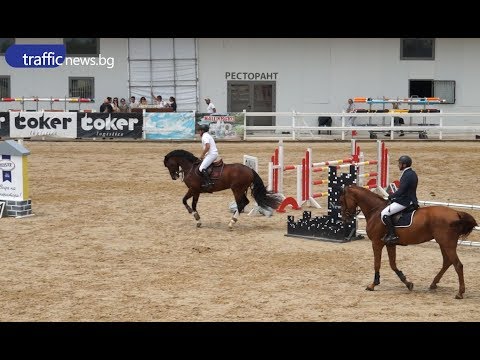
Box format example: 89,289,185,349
391,203,419,227
196,159,224,179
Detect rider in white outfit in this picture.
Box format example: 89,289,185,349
198,123,218,188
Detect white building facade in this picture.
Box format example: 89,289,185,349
1,38,478,123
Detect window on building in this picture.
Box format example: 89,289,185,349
0,76,10,98
128,38,198,112
409,79,455,104
64,38,99,56
0,38,14,55
401,39,435,60
69,77,94,99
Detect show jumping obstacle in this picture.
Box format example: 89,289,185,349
269,139,390,212
286,165,362,242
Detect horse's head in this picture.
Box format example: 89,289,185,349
164,149,199,180
339,185,358,222
164,156,181,180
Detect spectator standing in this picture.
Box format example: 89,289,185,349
129,96,138,110
118,98,129,112
345,98,357,136
169,96,177,112
205,97,216,114
99,98,113,113
151,91,167,107
111,97,120,112
385,102,405,137
138,96,148,107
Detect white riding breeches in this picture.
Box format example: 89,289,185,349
381,202,407,220
199,153,218,171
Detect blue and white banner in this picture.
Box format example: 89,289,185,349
144,112,195,140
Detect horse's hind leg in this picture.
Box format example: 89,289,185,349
443,246,465,299
228,189,249,230
429,246,452,290
236,193,249,213
386,244,413,291
183,189,201,227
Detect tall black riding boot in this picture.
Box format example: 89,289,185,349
201,169,213,188
382,215,399,245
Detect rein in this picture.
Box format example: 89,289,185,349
343,187,384,220
345,207,362,219
362,205,382,218
181,163,198,182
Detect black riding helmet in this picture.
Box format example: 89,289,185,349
198,123,210,132
398,155,412,167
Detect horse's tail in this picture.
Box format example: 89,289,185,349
251,170,283,211
451,212,478,239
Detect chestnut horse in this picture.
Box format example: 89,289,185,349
340,185,478,299
164,149,283,229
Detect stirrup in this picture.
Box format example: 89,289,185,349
383,234,399,245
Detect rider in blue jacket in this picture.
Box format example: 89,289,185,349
380,155,418,245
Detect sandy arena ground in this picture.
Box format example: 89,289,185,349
1,139,480,322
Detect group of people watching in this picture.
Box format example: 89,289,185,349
99,94,177,113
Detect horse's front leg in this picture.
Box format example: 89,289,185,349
183,189,201,227
191,192,201,228
366,240,384,291
228,209,239,230
386,243,414,291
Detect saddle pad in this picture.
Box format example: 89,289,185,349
394,210,416,227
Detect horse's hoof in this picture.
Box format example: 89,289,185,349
455,293,463,299
365,285,374,291
406,282,414,291
196,222,202,228
193,212,200,221
429,284,437,290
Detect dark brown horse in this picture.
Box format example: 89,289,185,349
164,149,283,229
340,185,478,299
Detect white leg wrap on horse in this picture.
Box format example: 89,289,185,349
228,210,239,228
193,212,201,227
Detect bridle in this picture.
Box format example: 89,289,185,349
168,165,184,181
342,188,383,220
343,205,361,220
341,187,361,220
176,169,185,181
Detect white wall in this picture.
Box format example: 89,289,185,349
198,38,480,126
0,38,128,111
197,38,332,114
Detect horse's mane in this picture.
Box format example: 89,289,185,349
350,185,387,205
164,149,200,163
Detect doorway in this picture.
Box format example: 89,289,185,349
227,81,276,126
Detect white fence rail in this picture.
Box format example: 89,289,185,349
241,111,480,140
